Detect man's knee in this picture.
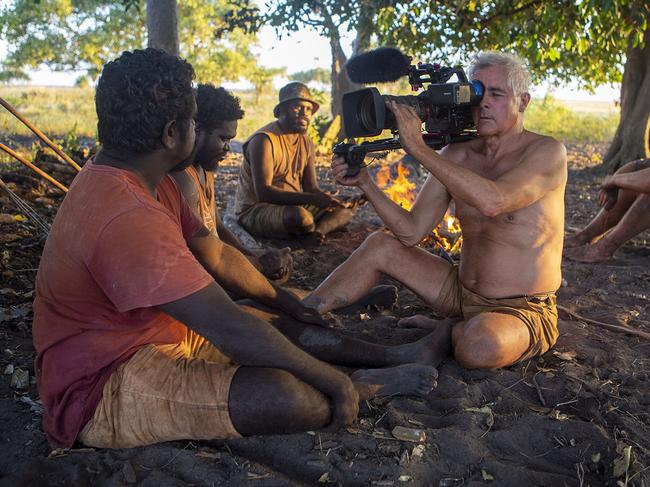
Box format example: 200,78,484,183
270,369,330,420
453,319,519,369
229,368,330,434
283,206,315,234
636,192,650,207
360,231,402,257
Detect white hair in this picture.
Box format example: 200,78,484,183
468,52,531,95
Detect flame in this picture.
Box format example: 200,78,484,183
375,163,416,211
376,162,462,255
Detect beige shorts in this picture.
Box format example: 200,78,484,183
433,266,559,363
238,203,327,238
78,330,241,448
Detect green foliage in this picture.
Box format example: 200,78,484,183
176,1,263,84
0,1,147,80
374,1,648,89
264,1,362,37
290,68,331,86
526,96,619,143
248,66,286,102
0,0,280,88
315,115,341,154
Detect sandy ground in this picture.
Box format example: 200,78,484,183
0,142,648,487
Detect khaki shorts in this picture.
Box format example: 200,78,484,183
238,203,327,238
433,266,559,363
78,330,241,448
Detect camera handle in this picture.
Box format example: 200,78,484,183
333,132,477,177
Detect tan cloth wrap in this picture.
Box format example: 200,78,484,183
235,121,314,218
78,330,240,448
238,202,326,238
433,266,559,363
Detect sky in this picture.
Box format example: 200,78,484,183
1,17,620,103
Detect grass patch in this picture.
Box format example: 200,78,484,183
1,86,97,139
526,96,618,143
1,87,617,149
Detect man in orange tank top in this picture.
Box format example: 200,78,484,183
234,82,362,243
171,84,293,282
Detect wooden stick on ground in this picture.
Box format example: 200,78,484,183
557,304,650,341
0,143,69,193
0,96,81,172
224,196,260,250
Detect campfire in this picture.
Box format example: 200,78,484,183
375,162,463,258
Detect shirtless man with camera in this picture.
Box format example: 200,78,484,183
304,52,568,369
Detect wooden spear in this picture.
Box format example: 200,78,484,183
0,96,81,172
0,143,68,193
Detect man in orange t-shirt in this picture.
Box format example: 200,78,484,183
171,84,293,282
33,49,448,450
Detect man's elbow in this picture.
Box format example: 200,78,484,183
480,205,501,218
254,186,274,203
477,196,507,218
394,228,425,248
395,235,420,247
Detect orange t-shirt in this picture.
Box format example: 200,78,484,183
32,161,214,448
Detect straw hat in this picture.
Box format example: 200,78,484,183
273,82,320,118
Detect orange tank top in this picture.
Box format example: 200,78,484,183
185,165,217,235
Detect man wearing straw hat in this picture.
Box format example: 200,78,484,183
235,82,360,242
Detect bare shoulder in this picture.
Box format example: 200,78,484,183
440,138,474,164
524,132,567,167
247,132,273,154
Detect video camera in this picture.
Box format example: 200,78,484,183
333,48,484,176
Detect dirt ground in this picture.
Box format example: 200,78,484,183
0,141,648,487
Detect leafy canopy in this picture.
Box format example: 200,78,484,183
0,0,273,85
374,0,649,88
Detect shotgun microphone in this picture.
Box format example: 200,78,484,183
345,47,411,84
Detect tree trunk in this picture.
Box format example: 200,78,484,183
329,36,360,132
146,0,179,56
602,26,650,173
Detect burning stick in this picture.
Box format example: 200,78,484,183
376,161,463,257
0,96,81,172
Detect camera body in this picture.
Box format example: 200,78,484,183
334,62,484,176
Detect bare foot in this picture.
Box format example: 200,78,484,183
398,314,456,330
355,285,398,310
564,233,591,249
386,323,453,367
564,244,614,263
341,194,367,209
351,363,438,399
301,231,326,246
316,207,356,235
